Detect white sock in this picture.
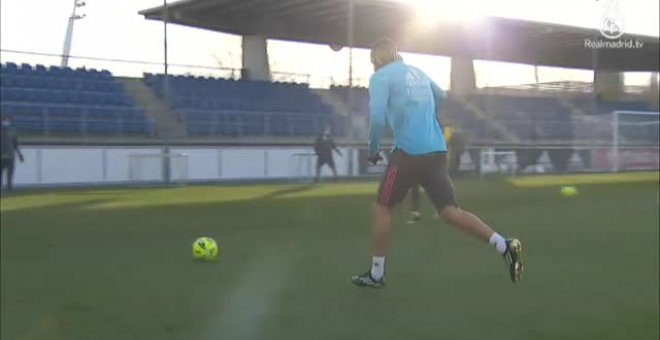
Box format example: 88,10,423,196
370,256,385,280
489,233,507,254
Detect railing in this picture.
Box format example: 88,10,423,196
443,114,659,145
1,50,371,89
2,103,155,138
270,71,311,84
180,110,348,138
1,49,243,80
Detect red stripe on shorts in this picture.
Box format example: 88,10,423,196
380,165,398,205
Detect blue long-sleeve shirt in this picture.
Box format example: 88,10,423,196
368,61,447,156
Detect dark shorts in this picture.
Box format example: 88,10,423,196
0,158,14,170
376,150,457,211
317,156,335,168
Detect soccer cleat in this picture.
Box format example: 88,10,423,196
406,211,421,224
351,271,386,289
503,239,524,283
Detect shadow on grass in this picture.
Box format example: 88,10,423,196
257,184,317,200
6,177,655,217
0,187,374,219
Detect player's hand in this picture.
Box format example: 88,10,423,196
367,153,383,165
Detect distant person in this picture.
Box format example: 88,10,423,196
351,39,523,288
314,127,342,182
1,115,24,192
448,129,466,176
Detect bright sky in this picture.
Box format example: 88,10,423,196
0,0,658,88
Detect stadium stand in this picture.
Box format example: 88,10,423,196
571,95,652,115
0,62,154,136
143,73,347,137
327,86,564,142
329,85,369,116
1,61,654,142
468,93,573,141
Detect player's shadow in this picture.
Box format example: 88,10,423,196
258,184,316,200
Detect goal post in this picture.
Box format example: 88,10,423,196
289,153,316,183
128,152,189,184
478,149,517,178
611,110,660,172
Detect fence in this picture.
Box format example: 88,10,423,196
9,142,658,189
10,145,357,187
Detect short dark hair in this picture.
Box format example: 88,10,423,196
370,38,400,70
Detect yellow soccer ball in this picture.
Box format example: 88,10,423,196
560,186,578,197
192,237,219,261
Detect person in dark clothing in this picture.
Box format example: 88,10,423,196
1,115,24,191
448,130,466,176
314,126,342,182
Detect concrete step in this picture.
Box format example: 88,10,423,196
118,77,187,138
458,98,521,142
558,97,587,115
313,88,367,139
313,89,351,116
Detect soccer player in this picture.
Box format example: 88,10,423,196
314,126,342,182
0,115,24,192
351,39,523,288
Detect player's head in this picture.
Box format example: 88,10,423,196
1,115,11,127
370,38,402,71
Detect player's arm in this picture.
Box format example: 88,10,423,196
13,135,23,162
331,139,342,156
368,73,389,162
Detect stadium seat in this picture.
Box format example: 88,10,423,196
1,63,153,136
142,73,345,137
5,62,19,72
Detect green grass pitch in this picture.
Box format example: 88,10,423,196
1,173,658,340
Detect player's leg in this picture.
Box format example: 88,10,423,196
406,185,421,224
352,150,414,288
0,160,6,191
328,157,338,181
422,153,524,282
7,159,16,191
7,159,15,191
314,158,323,183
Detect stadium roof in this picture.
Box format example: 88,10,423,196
140,0,659,72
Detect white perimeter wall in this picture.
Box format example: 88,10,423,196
13,145,361,186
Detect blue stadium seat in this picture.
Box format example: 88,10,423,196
48,118,82,133
13,116,44,132
20,64,33,73
141,73,344,137
242,114,265,135
87,120,117,133
5,62,19,72
270,115,291,136
1,63,151,136
14,76,28,88
35,64,47,74
22,89,37,101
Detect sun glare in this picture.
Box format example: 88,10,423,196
407,0,485,27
